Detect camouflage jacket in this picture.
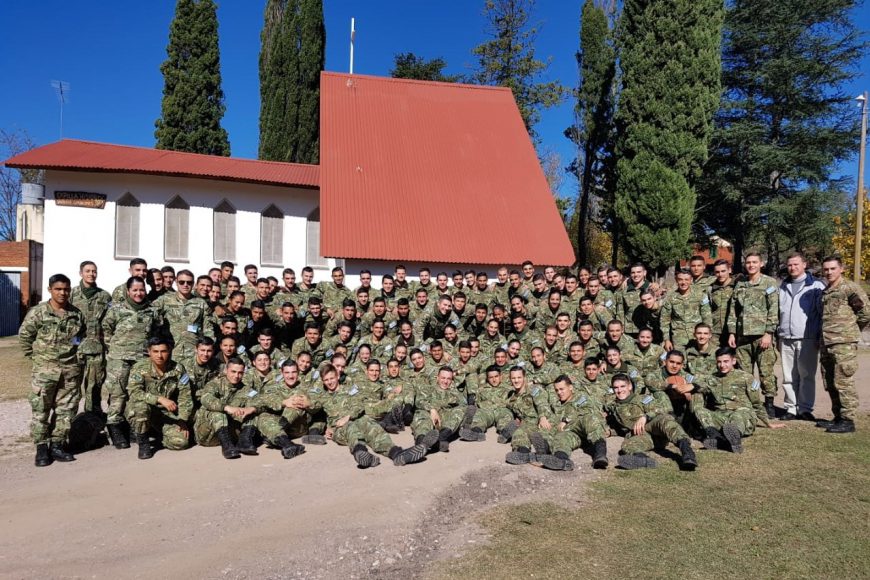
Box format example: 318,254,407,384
178,356,221,403
659,287,712,342
635,344,667,376
320,282,354,313
102,299,159,361
127,359,193,422
413,308,461,343
506,385,551,423
69,284,111,355
696,369,768,426
709,279,735,336
821,278,870,345
200,376,253,413
154,293,212,349
526,361,561,388
415,383,466,413
685,343,717,377
19,301,86,366
604,390,674,432
726,274,779,337
615,281,650,334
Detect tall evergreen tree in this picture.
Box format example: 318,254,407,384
696,0,864,267
471,0,565,141
614,0,723,274
258,0,325,163
390,53,461,82
565,0,616,266
155,0,230,156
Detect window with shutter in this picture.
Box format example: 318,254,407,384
261,204,283,266
164,196,190,262
115,193,140,259
213,200,236,262
306,207,328,267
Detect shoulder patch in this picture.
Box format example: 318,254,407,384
179,373,190,385
574,395,588,407
385,344,393,351
247,389,258,398
324,349,335,358
237,345,246,354
247,320,254,329
659,352,667,360
765,286,776,295
642,395,654,404
389,321,397,328
531,386,541,397
751,380,760,391
518,361,526,367
701,295,709,305
309,387,322,394
312,370,320,380
629,370,638,378
605,300,613,308
348,385,359,396
685,373,694,383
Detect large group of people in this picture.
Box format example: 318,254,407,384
18,253,867,471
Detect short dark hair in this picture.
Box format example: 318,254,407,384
48,273,71,287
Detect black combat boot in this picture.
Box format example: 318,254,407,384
236,425,260,455
764,397,775,419
722,423,743,453
466,394,477,407
394,441,430,466
505,446,532,465
388,445,403,462
390,405,406,431
378,414,402,435
535,450,575,471
351,443,380,468
702,427,724,450
217,427,240,459
459,426,486,442
591,439,608,469
677,439,698,471
529,432,551,455
49,442,75,462
826,419,856,434
497,421,519,444
616,452,658,470
135,432,154,460
415,429,440,451
301,428,327,445
437,428,453,452
275,435,305,459
401,403,414,426
107,423,130,450
34,443,51,467
460,405,478,429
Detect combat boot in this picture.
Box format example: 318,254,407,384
677,439,698,471
815,416,839,428
135,432,154,460
49,442,75,462
378,414,402,435
702,427,724,450
351,443,380,468
394,441,430,466
401,403,414,426
529,432,551,455
459,426,486,442
390,405,406,431
616,452,658,470
722,423,743,453
497,421,519,444
275,435,305,459
107,423,130,450
236,425,259,456
460,405,478,429
34,443,51,467
301,428,327,445
591,439,608,469
535,451,575,471
764,397,775,419
825,419,856,434
505,446,532,465
217,427,240,460
438,428,453,452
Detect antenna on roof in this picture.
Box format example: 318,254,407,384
349,17,355,75
50,80,70,139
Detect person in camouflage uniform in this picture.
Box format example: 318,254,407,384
817,256,870,433
604,373,698,471
615,263,651,337
413,295,461,343
111,258,148,302
644,350,700,430
70,261,111,415
726,253,780,417
251,361,308,459
660,269,712,352
635,328,667,376
503,366,557,461
102,276,159,450
685,324,717,377
709,259,735,346
195,358,257,459
411,366,474,453
599,320,640,366
603,346,646,394
180,337,220,407
320,266,355,315
459,365,515,443
153,269,211,361
19,274,86,467
692,347,771,453
689,255,716,293
126,337,192,459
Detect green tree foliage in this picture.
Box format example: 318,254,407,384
696,0,863,268
471,0,565,141
615,0,723,274
565,0,616,266
390,53,461,82
259,0,325,163
155,0,230,156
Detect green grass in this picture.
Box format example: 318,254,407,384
0,336,31,400
440,419,870,580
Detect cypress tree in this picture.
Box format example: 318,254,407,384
614,0,723,274
391,53,460,82
296,0,325,164
155,0,230,156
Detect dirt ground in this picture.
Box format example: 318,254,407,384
0,350,868,579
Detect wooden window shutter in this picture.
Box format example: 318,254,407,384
261,205,283,266
115,193,140,258
306,207,327,267
213,200,236,262
164,196,190,261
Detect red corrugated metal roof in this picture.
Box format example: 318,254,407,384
319,72,575,267
3,139,319,188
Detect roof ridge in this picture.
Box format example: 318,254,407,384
320,71,513,93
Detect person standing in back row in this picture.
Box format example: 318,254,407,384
777,253,825,421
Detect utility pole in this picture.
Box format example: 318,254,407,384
855,91,867,282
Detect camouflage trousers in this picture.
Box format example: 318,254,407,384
78,352,106,414
172,341,196,364
254,408,312,444
619,414,689,455
469,407,515,432
104,358,138,426
820,342,860,421
736,335,778,398
410,406,468,437
345,416,394,455
513,414,606,453
194,408,252,446
128,402,189,450
670,331,693,353
29,363,82,445
693,406,756,436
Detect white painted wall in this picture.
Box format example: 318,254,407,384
42,170,335,289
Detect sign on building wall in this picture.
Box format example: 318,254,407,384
54,191,107,209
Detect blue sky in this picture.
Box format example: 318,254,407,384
1,1,867,199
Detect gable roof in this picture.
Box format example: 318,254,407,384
3,139,319,189
318,72,575,266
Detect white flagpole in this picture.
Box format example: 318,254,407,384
349,18,355,75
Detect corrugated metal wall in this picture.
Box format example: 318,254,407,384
0,272,22,336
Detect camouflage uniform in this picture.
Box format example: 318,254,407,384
537,391,607,454
290,337,328,367
599,335,641,366
685,343,717,377
820,279,870,422
102,299,159,426
591,289,617,320
254,379,317,442
127,359,192,450
320,282,354,313
636,343,667,376
615,282,649,335
195,376,259,446
659,287,712,351
604,390,689,454
693,368,768,435
411,381,469,438
70,283,111,413
178,356,220,406
413,308,461,343
507,384,555,450
315,382,395,454
19,301,86,445
467,380,514,433
725,275,780,398
526,361,561,389
154,292,212,361
709,279,735,345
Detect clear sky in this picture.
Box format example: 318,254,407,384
1,1,867,198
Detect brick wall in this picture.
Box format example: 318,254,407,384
0,240,43,317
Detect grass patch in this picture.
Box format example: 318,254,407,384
440,419,870,580
0,335,31,400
